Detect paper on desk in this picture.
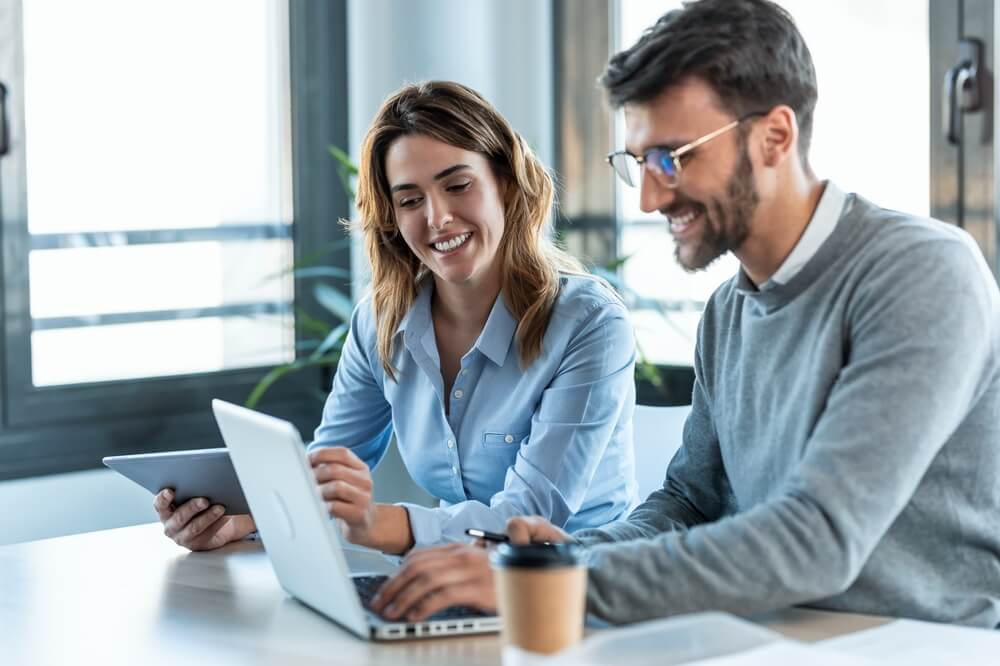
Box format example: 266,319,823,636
819,619,1000,666
504,640,874,666
501,612,875,666
684,642,878,665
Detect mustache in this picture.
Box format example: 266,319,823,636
659,198,706,218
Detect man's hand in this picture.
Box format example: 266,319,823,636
506,515,571,545
370,544,496,621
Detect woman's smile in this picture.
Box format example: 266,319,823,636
430,231,473,254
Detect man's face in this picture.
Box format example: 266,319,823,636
624,77,759,272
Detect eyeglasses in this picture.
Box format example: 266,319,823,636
607,112,766,188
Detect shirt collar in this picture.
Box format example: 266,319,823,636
395,278,517,367
760,180,846,290
475,292,517,366
395,276,433,337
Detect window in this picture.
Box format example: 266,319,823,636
615,0,930,366
0,0,349,478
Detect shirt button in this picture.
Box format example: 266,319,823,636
451,466,458,475
504,434,514,443
460,368,468,377
453,389,464,400
447,438,455,448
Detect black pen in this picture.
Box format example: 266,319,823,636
465,527,510,543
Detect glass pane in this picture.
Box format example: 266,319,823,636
620,225,740,308
29,240,293,319
31,317,293,387
617,0,930,365
620,225,734,366
21,0,292,233
20,0,296,386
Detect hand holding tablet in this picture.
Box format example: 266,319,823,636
104,448,257,551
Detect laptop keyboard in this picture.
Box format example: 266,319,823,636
352,575,489,621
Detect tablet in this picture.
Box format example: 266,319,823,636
103,448,251,515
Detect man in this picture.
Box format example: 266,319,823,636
369,0,1000,627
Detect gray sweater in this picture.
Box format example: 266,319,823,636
576,195,1000,627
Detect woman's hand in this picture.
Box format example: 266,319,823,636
309,447,414,553
370,543,496,622
154,489,255,551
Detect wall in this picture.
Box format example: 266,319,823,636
0,467,151,546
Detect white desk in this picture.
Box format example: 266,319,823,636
0,523,890,665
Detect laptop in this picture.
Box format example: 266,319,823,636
210,399,502,640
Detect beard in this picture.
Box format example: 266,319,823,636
672,143,759,272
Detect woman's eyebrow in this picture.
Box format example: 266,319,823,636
390,164,472,194
433,163,471,180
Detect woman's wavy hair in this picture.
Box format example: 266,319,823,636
355,80,584,380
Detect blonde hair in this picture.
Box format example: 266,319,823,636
355,80,584,380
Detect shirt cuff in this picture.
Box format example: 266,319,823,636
570,527,617,546
398,502,444,547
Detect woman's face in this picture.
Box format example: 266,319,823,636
384,134,506,292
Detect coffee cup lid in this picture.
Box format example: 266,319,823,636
489,542,587,569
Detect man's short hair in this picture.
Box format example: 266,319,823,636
601,0,817,161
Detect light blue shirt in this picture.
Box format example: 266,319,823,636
309,274,640,546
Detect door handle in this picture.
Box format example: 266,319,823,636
944,38,984,145
0,82,8,156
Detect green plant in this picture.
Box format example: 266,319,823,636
245,147,359,408
328,145,358,201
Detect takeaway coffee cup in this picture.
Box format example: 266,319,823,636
490,542,588,655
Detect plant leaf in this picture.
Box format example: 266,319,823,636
295,307,333,338
245,352,342,408
328,145,358,203
310,322,349,359
328,145,359,175
314,282,355,322
603,252,634,272
258,238,352,283
245,364,295,409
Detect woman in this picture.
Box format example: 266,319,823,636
155,81,638,554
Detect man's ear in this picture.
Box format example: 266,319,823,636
757,105,799,168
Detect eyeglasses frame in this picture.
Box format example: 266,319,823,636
607,111,768,188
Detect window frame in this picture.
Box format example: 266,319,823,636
553,0,695,407
0,0,350,479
